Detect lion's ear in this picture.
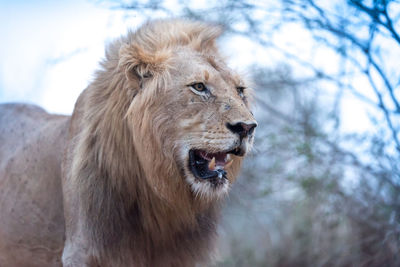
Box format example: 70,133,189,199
119,43,170,83
194,24,224,52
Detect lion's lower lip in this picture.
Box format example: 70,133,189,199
188,149,237,181
189,150,221,180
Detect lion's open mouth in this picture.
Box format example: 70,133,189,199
188,147,242,181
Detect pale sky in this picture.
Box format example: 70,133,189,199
0,0,143,114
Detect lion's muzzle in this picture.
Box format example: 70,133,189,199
226,121,257,139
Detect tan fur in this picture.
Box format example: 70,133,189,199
0,19,256,267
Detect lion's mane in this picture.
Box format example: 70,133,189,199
63,19,240,266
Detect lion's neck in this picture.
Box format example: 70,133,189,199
83,152,219,265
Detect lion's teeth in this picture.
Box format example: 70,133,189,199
208,157,216,170
225,159,233,169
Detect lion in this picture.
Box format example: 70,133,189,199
0,19,257,266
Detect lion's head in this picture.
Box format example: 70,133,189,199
113,19,257,201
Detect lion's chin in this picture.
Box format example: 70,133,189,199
187,175,230,200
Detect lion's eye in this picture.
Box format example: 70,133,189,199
237,86,245,98
188,82,210,97
191,83,207,92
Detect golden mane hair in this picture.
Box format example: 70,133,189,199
66,19,228,266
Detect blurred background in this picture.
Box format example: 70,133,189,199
1,0,399,266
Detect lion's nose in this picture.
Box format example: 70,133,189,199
226,121,257,138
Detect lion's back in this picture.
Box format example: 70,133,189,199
0,104,50,160
0,103,70,267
